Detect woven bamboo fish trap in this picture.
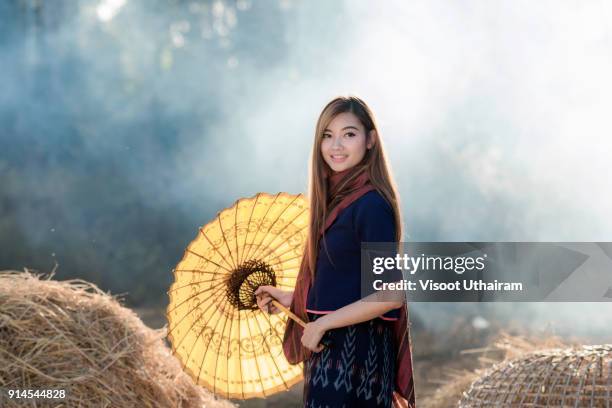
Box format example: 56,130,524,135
459,344,612,407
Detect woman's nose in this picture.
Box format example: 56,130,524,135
331,136,343,149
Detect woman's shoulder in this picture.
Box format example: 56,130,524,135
352,189,393,214
351,189,396,240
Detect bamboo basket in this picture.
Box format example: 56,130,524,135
459,344,612,407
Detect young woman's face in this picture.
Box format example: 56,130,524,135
320,112,372,173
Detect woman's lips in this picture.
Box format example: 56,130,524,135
330,155,348,163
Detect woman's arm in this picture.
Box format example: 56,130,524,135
254,285,293,314
317,293,403,331
300,292,404,352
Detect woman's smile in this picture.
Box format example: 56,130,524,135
330,154,348,163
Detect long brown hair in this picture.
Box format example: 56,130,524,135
305,95,403,282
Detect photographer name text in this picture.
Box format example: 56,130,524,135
373,279,523,292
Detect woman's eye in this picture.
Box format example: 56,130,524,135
322,134,331,138
345,132,356,137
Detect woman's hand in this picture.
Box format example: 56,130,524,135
301,320,326,353
254,285,293,314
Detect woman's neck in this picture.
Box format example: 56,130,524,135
328,167,352,185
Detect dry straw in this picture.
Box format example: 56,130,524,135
0,269,235,408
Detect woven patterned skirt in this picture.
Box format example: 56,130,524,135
303,313,396,408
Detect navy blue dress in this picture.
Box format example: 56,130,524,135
303,190,400,407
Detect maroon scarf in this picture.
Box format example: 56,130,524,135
282,166,416,408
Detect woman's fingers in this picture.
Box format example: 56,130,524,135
254,286,285,314
301,322,326,352
256,293,270,303
260,299,282,315
256,295,267,309
255,285,282,299
268,302,280,314
266,300,282,314
257,296,276,314
255,285,275,296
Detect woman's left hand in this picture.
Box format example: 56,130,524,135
301,320,326,353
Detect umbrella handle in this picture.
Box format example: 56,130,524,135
270,299,306,327
270,300,333,349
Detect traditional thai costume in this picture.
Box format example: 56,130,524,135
283,166,416,408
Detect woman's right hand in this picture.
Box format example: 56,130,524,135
254,286,293,314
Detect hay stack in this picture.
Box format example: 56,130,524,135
459,342,612,407
0,270,235,408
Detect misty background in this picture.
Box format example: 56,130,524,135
2,0,612,343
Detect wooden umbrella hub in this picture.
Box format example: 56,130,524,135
226,259,277,310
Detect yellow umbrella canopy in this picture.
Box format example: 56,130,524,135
166,192,309,399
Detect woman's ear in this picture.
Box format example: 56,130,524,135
367,129,377,149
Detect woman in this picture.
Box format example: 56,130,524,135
255,96,416,408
